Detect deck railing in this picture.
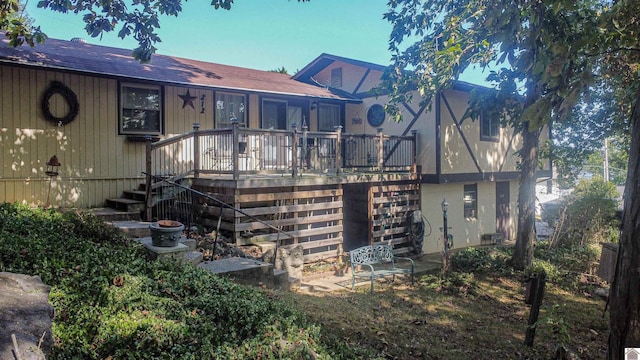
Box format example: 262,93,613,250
144,121,417,213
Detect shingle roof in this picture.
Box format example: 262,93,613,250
0,34,360,102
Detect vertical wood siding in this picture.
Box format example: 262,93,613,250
0,65,211,208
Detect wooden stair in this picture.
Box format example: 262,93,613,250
100,184,150,221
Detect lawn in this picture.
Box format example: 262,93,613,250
0,204,610,359
277,252,609,359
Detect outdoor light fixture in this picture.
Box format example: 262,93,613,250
310,101,317,110
441,198,450,272
45,155,61,208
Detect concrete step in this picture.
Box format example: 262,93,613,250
105,198,145,213
92,207,141,222
109,220,152,238
184,251,204,265
123,190,148,201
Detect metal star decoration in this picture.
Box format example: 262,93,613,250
178,89,197,109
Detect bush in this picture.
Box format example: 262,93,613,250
0,203,347,359
451,247,513,275
547,177,620,247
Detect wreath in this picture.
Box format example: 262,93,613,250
41,81,79,126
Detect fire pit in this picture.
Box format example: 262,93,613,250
149,220,184,247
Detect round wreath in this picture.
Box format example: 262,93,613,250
41,81,79,126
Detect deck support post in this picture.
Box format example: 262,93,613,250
411,129,418,175
292,123,299,178
335,126,343,175
232,118,239,180
193,122,200,178
377,127,384,172
144,140,153,222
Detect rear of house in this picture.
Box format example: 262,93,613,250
0,36,550,261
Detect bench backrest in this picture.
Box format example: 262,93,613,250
350,245,395,265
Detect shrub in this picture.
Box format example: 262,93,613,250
451,247,513,275
547,177,620,247
0,203,347,359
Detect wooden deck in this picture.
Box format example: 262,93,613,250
144,123,420,263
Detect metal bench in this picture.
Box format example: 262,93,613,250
349,244,415,293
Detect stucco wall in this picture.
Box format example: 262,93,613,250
419,180,518,254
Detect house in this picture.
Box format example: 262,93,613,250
0,35,550,261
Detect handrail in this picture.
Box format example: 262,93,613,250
144,121,418,220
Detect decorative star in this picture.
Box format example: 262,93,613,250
178,89,197,109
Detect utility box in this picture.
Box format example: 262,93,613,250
481,233,504,246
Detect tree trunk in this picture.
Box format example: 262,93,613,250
512,123,541,270
607,86,640,359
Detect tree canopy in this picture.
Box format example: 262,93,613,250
383,0,603,269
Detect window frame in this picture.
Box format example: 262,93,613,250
215,91,247,128
479,110,499,142
331,67,343,88
463,183,478,219
119,82,163,136
317,102,343,132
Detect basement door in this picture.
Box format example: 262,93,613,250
496,181,510,240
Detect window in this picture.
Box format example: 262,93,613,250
120,83,162,135
464,184,477,219
262,99,287,130
480,111,499,141
318,103,342,132
331,67,342,88
216,92,246,128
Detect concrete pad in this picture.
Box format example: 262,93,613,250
111,220,152,238
198,258,276,288
138,237,188,261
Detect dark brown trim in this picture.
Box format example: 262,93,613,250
402,102,417,118
421,169,552,184
422,171,521,183
353,68,371,95
441,93,483,173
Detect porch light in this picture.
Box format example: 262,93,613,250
46,155,60,177
45,155,61,208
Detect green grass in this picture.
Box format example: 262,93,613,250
0,203,610,359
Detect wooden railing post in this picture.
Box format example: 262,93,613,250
144,139,153,222
302,123,308,170
411,129,418,175
377,127,384,172
292,123,299,178
193,122,200,178
335,126,343,174
232,118,239,180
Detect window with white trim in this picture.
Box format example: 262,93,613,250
464,184,477,219
120,83,162,135
480,111,499,141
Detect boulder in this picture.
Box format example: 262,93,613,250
0,272,54,360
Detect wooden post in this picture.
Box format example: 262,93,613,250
144,139,153,222
525,270,547,347
411,129,418,175
193,122,200,179
302,124,309,169
335,125,343,175
377,127,384,172
232,118,239,180
292,123,298,178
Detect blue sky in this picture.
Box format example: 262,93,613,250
24,0,488,84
